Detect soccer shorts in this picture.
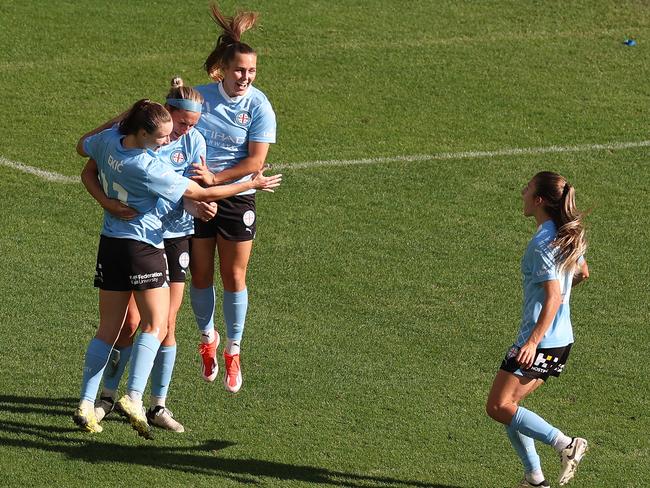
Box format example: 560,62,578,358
193,194,256,241
500,343,572,381
94,236,169,291
164,236,190,283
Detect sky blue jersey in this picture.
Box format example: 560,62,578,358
83,127,189,248
154,128,206,239
516,219,582,348
195,82,276,196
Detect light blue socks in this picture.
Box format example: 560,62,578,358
190,284,216,339
510,406,559,445
150,345,177,400
506,423,541,473
126,332,161,395
80,338,112,402
102,344,133,393
223,288,248,342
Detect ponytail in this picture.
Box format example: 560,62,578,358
533,172,587,273
204,3,258,81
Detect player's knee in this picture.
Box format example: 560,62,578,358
485,399,503,421
221,269,247,291
191,273,214,289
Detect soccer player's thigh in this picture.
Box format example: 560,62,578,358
487,370,544,422
134,287,170,340
97,290,132,343
217,236,253,291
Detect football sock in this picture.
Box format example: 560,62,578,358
79,399,93,410
510,406,559,445
506,423,541,474
223,288,247,342
150,396,166,408
190,285,216,340
226,339,241,355
102,344,132,392
526,469,546,485
80,338,112,403
551,432,572,452
150,345,176,400
126,332,161,395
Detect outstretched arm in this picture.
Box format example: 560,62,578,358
184,166,282,202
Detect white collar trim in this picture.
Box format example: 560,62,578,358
218,82,244,103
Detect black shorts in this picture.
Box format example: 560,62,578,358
164,236,190,283
94,236,169,291
500,343,572,381
193,194,256,241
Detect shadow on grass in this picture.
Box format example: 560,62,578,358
0,395,463,488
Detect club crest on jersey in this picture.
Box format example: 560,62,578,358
235,110,252,127
170,150,186,166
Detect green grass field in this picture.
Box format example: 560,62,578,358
1,1,649,487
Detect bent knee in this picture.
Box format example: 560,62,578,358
486,400,505,420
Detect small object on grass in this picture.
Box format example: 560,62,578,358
623,38,637,46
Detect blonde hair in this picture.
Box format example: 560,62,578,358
165,76,203,111
533,171,587,273
204,3,258,81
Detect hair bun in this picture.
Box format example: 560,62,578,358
170,76,184,88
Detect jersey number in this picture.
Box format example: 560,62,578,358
99,170,129,204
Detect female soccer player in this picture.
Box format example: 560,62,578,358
189,4,276,394
486,172,590,487
74,99,280,438
80,78,216,433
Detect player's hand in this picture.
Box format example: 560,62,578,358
251,165,282,192
194,201,218,222
516,340,537,370
105,199,138,220
190,156,216,186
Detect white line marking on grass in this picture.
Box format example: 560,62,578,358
3,139,649,183
275,140,650,170
0,156,78,183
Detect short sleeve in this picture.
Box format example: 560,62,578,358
531,243,558,283
83,132,102,160
249,101,276,143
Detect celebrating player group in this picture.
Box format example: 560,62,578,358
73,4,279,439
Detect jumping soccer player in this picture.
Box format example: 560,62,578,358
189,4,276,394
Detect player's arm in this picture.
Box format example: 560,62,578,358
81,159,138,220
572,259,589,287
76,111,129,157
183,166,281,201
516,279,562,369
190,141,270,186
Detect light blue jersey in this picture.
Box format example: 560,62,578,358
154,129,206,238
195,82,276,196
516,220,582,348
83,127,189,248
